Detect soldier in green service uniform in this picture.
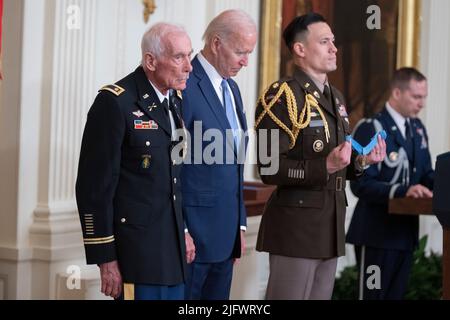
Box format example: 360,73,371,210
254,13,386,300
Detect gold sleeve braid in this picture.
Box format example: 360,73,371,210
255,82,330,149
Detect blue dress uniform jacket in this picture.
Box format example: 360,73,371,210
76,66,186,285
346,107,434,251
181,56,247,263
255,69,361,259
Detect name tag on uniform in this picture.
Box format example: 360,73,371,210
309,119,324,128
134,120,158,130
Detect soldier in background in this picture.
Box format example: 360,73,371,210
347,68,434,300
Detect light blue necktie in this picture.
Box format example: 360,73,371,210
221,79,240,150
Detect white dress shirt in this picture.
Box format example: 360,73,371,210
386,102,408,139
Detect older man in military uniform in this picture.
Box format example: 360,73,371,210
75,23,194,300
255,13,386,300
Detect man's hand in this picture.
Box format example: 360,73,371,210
99,260,123,299
365,134,387,165
185,232,196,264
327,141,352,174
406,184,433,198
234,230,246,265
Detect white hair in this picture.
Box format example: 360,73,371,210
141,22,187,63
202,9,257,45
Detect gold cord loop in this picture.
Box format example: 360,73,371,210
255,82,330,149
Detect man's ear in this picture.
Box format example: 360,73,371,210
392,87,402,100
211,35,221,55
292,42,306,58
144,53,157,72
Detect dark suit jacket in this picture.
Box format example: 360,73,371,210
76,66,186,285
255,68,360,259
346,107,434,251
181,55,247,263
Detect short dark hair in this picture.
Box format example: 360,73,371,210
391,67,427,91
283,13,327,52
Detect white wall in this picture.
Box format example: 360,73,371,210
0,0,260,299
418,0,450,255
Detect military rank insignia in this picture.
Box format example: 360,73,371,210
99,84,125,96
141,155,151,169
134,120,158,130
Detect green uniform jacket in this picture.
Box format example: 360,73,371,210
255,68,361,258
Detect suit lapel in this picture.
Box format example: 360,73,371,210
293,69,336,119
192,57,231,133
134,66,171,136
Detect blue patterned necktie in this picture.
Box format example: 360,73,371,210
221,79,240,149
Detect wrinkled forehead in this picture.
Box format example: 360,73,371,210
225,27,257,48
164,32,191,52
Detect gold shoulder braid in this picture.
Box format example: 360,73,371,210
255,82,330,149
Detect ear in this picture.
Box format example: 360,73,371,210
292,42,306,58
144,53,157,72
392,87,402,100
211,35,221,55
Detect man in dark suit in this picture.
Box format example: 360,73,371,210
254,13,386,300
346,67,434,299
181,9,257,300
75,23,194,300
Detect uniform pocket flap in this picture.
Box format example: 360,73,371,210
182,191,217,207
113,197,152,226
129,134,163,148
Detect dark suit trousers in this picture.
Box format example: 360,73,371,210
185,259,233,300
355,245,413,300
